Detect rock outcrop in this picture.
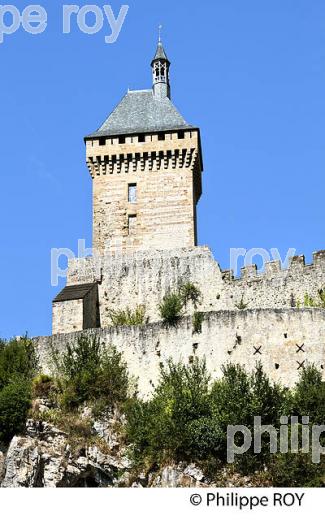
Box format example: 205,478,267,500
0,416,212,488
1,416,131,488
0,410,267,488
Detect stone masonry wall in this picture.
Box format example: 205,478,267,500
52,300,84,335
86,130,202,255
65,247,325,330
38,308,325,399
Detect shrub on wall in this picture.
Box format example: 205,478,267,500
158,292,184,325
158,282,202,326
108,305,147,327
52,335,131,411
179,282,202,309
269,364,325,486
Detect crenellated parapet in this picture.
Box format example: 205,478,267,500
219,249,325,313
222,250,325,283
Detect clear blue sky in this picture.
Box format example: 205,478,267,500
1,0,325,338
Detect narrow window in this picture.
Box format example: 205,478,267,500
178,130,185,139
119,136,126,144
99,137,106,146
158,132,165,141
138,134,145,143
128,215,137,235
128,183,137,203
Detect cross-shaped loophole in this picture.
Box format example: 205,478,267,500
253,346,262,355
297,360,306,370
296,343,305,353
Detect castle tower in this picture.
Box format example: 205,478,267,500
84,40,203,255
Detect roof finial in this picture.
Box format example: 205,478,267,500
158,24,162,43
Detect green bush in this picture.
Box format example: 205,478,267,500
179,282,202,309
290,364,325,424
0,336,37,390
54,335,101,407
0,336,36,441
211,363,286,471
93,348,130,413
108,305,147,326
126,358,212,463
52,335,130,411
125,359,325,485
249,362,287,423
185,417,223,460
158,292,184,325
0,380,31,441
126,361,287,474
269,451,325,487
158,282,202,326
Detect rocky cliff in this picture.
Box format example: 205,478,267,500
0,402,265,488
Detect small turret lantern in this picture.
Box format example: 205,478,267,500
151,27,171,99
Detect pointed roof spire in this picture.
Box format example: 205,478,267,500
151,26,170,65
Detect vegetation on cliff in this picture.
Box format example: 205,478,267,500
1,334,325,487
0,336,36,442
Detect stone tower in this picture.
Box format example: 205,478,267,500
84,40,203,255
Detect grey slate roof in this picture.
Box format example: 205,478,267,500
151,42,170,64
86,90,193,139
53,283,97,303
